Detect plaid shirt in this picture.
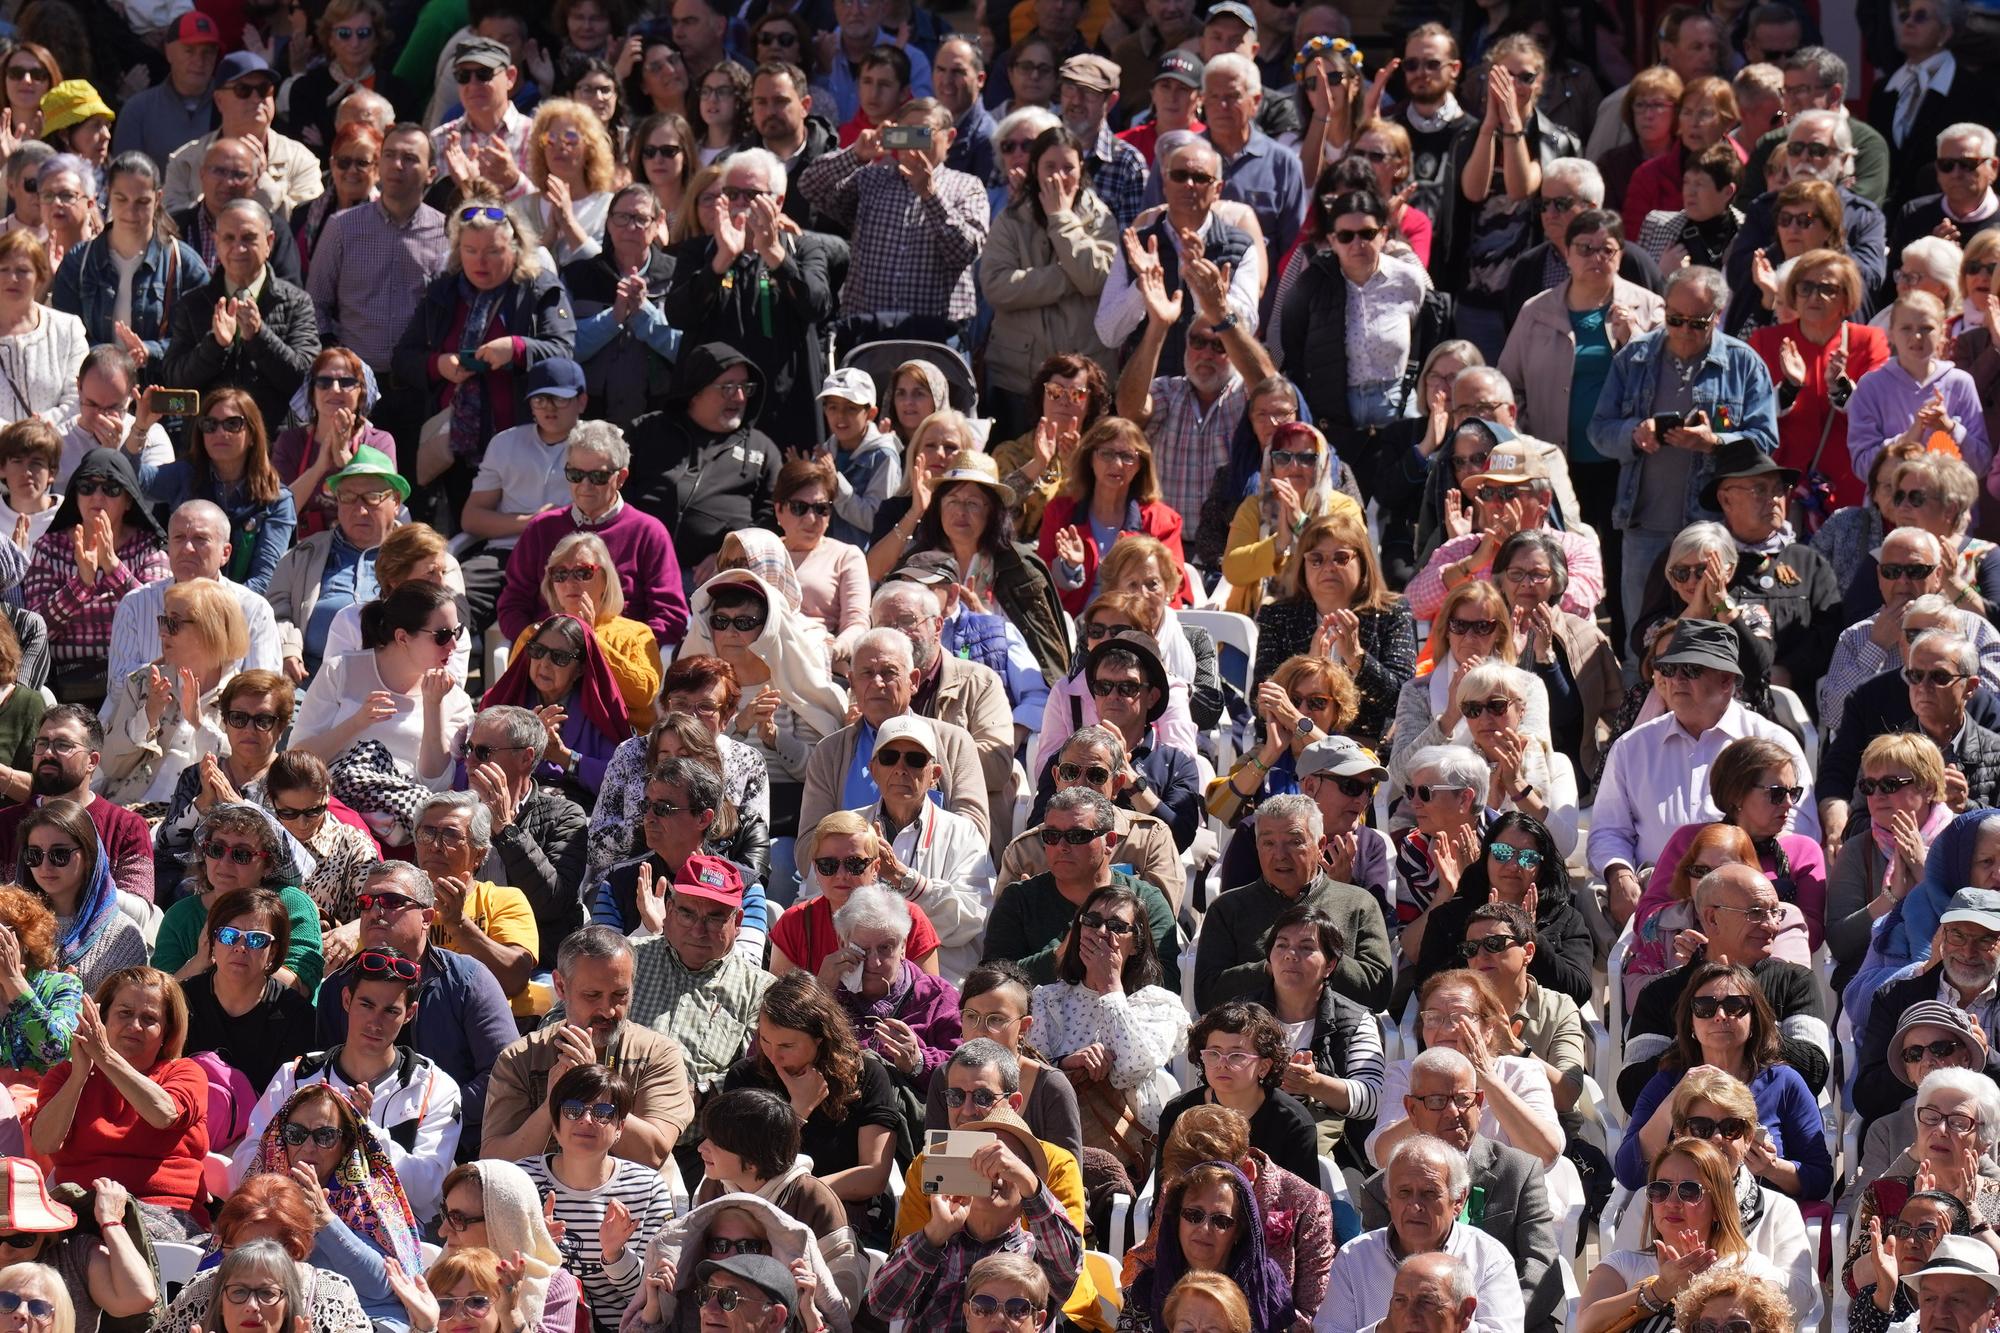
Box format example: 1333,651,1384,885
627,935,774,1090
797,145,990,322
1145,374,1247,526
22,528,170,667
1085,122,1149,230
867,1183,1081,1333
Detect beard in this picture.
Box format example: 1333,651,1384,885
28,763,73,798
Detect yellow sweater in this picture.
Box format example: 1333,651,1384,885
512,614,662,731
1219,491,1366,615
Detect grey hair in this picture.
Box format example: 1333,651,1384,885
831,883,913,943
1928,0,1967,32
1670,521,1738,578
475,704,547,752
1781,46,1847,90
991,104,1059,150
1917,1066,2000,1147
1387,1134,1472,1198
1456,660,1535,708
1257,792,1325,841
1048,784,1117,832
568,419,630,471
1408,1251,1476,1307
1410,1045,1476,1085
1061,724,1127,771
1541,157,1605,205
1453,365,1514,404
556,923,635,977
1788,108,1854,167
37,152,97,197
1204,52,1262,96
414,790,493,856
1409,743,1490,795
204,1241,303,1333
1903,592,1959,623
949,1037,1021,1093
1900,236,1964,292
215,198,274,234
1665,264,1728,313
172,498,230,537
4,140,52,182
872,580,940,619
854,626,915,671
1884,526,1948,564
721,145,787,198
650,755,722,813
1940,122,1998,158
362,860,434,901
336,87,396,131
1911,628,1979,677
1496,529,1570,602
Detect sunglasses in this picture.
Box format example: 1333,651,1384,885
967,1295,1044,1321
436,1296,495,1319
1168,168,1218,187
1472,484,1526,503
0,1235,39,1251
641,143,685,162
357,893,422,917
357,949,421,979
1349,147,1393,164
1655,661,1713,680
0,1293,52,1320
156,614,188,639
998,137,1035,154
697,1286,771,1314
709,613,765,633
943,1086,1004,1109
199,415,248,436
1488,843,1544,870
1756,784,1804,805
1269,448,1320,469
1645,1179,1707,1203
417,625,462,646
1039,826,1104,846
1794,279,1844,301
313,374,361,391
642,799,688,819
71,479,126,498
215,926,275,951
1083,622,1136,641
1078,911,1136,935
557,1099,620,1123
1690,994,1754,1019
464,742,527,765
1904,666,1972,687
1177,1205,1238,1231
1460,696,1515,719
1056,762,1113,785
703,1236,770,1257
813,855,871,876
204,840,266,864
1859,775,1918,796
874,746,931,770
333,25,374,39
1406,57,1450,72
225,709,282,732
1537,194,1579,213
1968,261,1999,277
272,802,327,822
1314,774,1375,797
1664,313,1714,329
1787,141,1835,159
1677,1115,1749,1141
1185,332,1227,353
1293,693,1332,713
1089,679,1145,699
1458,934,1522,959
1333,226,1381,244
229,81,276,98
564,466,614,485
1448,617,1498,636
1879,561,1938,580
786,500,834,519
281,1121,342,1148
454,67,499,84
1404,783,1468,803
19,845,75,868
527,643,581,669
1936,157,1992,175
1894,488,1933,509
1902,1038,1966,1063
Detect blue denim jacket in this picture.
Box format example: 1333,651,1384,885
1587,325,1781,530
51,233,210,362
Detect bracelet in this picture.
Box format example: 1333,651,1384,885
1247,753,1270,773
1495,128,1524,138
1636,1278,1667,1314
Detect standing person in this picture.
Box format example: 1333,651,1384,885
1388,25,1469,259
49,153,209,375
111,14,222,171
160,52,323,215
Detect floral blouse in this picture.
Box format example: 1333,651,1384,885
0,969,81,1072
1030,981,1190,1132
297,816,382,925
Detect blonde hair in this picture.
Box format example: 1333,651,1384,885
966,1252,1050,1307
543,531,624,620
802,808,878,863
1438,580,1516,663
0,1264,72,1333
447,196,540,281
526,97,615,194
1097,533,1183,603
374,522,450,593
899,410,977,494
1961,228,2000,301
1163,1273,1252,1333
1669,1065,1759,1125
1861,731,1948,802
1673,1268,1795,1332
1268,655,1358,731
1642,1138,1749,1258
163,578,250,666
1781,247,1864,312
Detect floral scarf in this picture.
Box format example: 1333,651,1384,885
247,1085,422,1273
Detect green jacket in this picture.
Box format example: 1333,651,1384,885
982,869,1181,992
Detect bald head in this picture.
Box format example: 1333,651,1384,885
1693,863,1783,962
167,500,233,582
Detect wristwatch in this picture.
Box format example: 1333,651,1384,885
1294,715,1316,738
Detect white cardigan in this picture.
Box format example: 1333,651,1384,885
0,306,85,426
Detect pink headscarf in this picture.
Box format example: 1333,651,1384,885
480,614,633,743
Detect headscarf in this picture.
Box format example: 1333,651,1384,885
185,802,314,899
45,447,165,541
637,1191,853,1333
29,823,119,972
892,359,952,438
480,614,633,749
466,1160,562,1330
247,1085,422,1274
1257,422,1339,538
286,359,383,426
1132,1161,1291,1333
676,568,849,738
717,527,803,612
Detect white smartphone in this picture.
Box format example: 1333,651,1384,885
921,1129,998,1197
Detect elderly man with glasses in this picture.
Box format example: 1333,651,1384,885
1820,534,2000,718
1500,157,1665,317
1743,48,1891,205
998,725,1181,907
1887,122,2000,292
1853,908,2000,1148
1725,108,1890,328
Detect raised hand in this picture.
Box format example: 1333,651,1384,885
359,690,399,726
176,666,203,725
1443,488,1474,538
922,1190,971,1244
111,320,148,368
600,1198,636,1262
1670,927,1709,967
1054,525,1087,568
542,1191,566,1245
814,940,865,994
1184,255,1232,323
384,1259,439,1331
1322,830,1357,882
896,150,935,197
347,1080,375,1118
90,1178,128,1227
1364,58,1399,121
471,760,521,829
235,297,263,341
433,874,469,928
442,131,476,190
0,925,25,996
143,664,173,728
72,525,99,585
417,669,453,711
634,861,668,936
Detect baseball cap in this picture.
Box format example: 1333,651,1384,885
216,51,274,87
1464,443,1544,488
817,366,877,408
453,37,514,71
887,551,959,586
875,715,938,756
171,12,220,45
694,1255,799,1318
673,853,745,910
1206,1,1258,32
525,359,587,400
1060,53,1120,93
1156,50,1205,88
1298,736,1387,782
1940,887,2000,933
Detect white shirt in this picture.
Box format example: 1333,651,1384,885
55,421,174,488
1364,1055,1564,1167
1316,1224,1524,1333
103,574,283,696
293,650,475,836
1093,208,1261,350
871,797,994,986
1345,253,1429,387
1587,699,1819,876
468,423,576,553
0,496,58,549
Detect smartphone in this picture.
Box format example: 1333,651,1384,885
880,124,931,151
921,1129,998,1196
147,388,200,417
1652,412,1684,436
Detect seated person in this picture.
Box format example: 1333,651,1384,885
1455,903,1590,1162
1032,596,1202,785
1121,1160,1296,1333
477,613,635,805
1843,1069,2000,1292
999,725,1181,911
406,791,538,1011
589,761,768,963
1393,745,1494,937
772,812,942,977
1156,1000,1321,1193
457,704,590,965
152,801,322,994
0,884,81,1073
1853,893,2000,1132
152,1171,373,1333
262,749,380,928
1209,654,1369,838
1846,811,2000,1031
177,885,316,1102
433,1161,577,1333
1493,530,1624,790
1626,522,1777,703
923,962,1084,1162
1617,961,1832,1200
1819,536,2000,721
630,1192,857,1333
261,446,405,680
823,884,961,1096
1825,731,1954,995
96,580,247,808
692,1089,858,1291
1319,1136,1524,1333
13,799,146,992
1849,1188,1978,1329
151,668,299,890
1368,970,1564,1170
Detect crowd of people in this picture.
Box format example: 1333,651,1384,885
0,0,1980,1329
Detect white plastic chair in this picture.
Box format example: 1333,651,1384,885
1602,917,1637,1118
661,1152,691,1216
153,1241,204,1298
420,1241,441,1267
483,623,512,689
1767,683,1819,769
1083,1251,1123,1322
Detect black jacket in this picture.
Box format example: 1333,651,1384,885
1724,185,1889,335
661,230,834,446
625,341,782,570
480,786,591,966
1500,237,1665,319
1821,665,2000,803
1411,880,1597,1008
1865,70,1988,214
160,268,322,432
169,203,306,287
1214,972,1381,1152
1632,541,1844,708
766,116,844,236
1884,194,2000,308
1153,1084,1320,1193
390,267,578,425
560,240,678,428
1028,734,1202,851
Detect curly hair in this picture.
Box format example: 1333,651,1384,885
527,96,616,194
1029,352,1112,431
1671,1268,1795,1333
1266,654,1359,731
216,1172,318,1258
754,971,864,1122
0,884,57,973
1188,1001,1289,1092
189,804,285,892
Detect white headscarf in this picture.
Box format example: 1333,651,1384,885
677,568,849,737
465,1160,562,1331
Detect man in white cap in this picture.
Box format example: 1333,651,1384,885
814,366,900,546
1892,1233,2000,1332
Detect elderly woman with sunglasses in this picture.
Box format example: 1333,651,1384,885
1219,420,1365,616
1618,962,1830,1200
153,667,301,886
97,580,248,808
1208,655,1362,828
1395,662,1579,858
1824,732,1955,994
1387,581,1551,802
151,802,323,996
477,613,632,803
1844,1068,2000,1292
1856,1001,2000,1192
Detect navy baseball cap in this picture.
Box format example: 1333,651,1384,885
525,359,587,399
216,51,274,86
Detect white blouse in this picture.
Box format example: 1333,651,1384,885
1030,981,1190,1131
294,650,474,782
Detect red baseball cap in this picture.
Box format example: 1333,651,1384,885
173,12,221,45
673,853,744,909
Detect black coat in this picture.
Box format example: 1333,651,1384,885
169,203,305,287
159,269,321,431
1851,967,2000,1127
1884,194,2000,308
625,342,782,570
560,242,679,428
390,267,577,427
1410,881,1597,1008
1821,664,2000,802
1500,237,1665,319
1865,71,1989,214
1633,541,1843,707
1723,186,1889,335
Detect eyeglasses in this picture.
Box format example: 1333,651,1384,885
1918,1105,1979,1134
564,466,615,485
1078,911,1136,936
1293,693,1332,714
1177,1204,1238,1230
543,129,584,149
1904,666,1972,687
757,29,800,46
1488,843,1545,870
414,826,468,849
1968,261,1999,278
697,1286,773,1314
3,66,47,84
558,1099,621,1124
1944,925,2000,951
943,1086,1004,1108
1472,483,1526,503
966,1295,1044,1322
527,643,581,669
357,949,420,979
1011,59,1054,77
786,500,834,519
273,802,327,823
1268,448,1320,469
1506,67,1537,84
1794,278,1843,301
71,479,126,498
1333,226,1381,244
436,1296,495,1319
1645,1179,1707,1203
550,564,599,584
215,926,274,951
229,80,276,99
1168,168,1217,187
608,209,655,228
225,709,282,732
458,206,507,226
1714,902,1786,925
1038,826,1104,846
357,893,422,917
205,840,268,866
1787,140,1835,160
1902,1038,1966,1063
1859,774,1918,796
1883,1221,1945,1244
1312,774,1375,798
1089,679,1145,700
812,855,871,877
1893,488,1933,509
1458,935,1523,960
312,374,361,392
641,143,686,163
1451,450,1491,472
222,1285,285,1308
1676,1115,1749,1141
19,845,76,868
1690,993,1755,1019
0,1236,39,1251
280,1121,342,1148
1056,762,1113,785
709,613,765,633
1404,783,1468,803
1412,1091,1479,1111
1349,147,1393,164
29,738,79,757
336,487,395,507
1879,562,1937,580
1460,696,1516,719
454,67,499,84
155,613,193,639
1405,57,1450,72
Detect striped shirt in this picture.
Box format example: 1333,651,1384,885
797,145,990,322
519,1154,675,1333
1143,374,1247,526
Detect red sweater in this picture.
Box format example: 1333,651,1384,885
1036,495,1189,615
1748,320,1891,508
0,794,156,902
37,1057,209,1217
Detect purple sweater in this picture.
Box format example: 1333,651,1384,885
836,961,962,1089
495,503,690,646
1847,358,1993,485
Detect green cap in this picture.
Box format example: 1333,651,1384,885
322,443,411,501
